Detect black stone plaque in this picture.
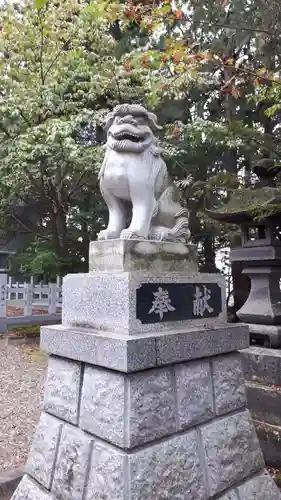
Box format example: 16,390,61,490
136,282,223,324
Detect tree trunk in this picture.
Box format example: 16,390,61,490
201,235,218,273
81,219,90,270
56,209,68,258
50,210,68,265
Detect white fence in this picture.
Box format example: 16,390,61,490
0,274,62,330
7,276,62,312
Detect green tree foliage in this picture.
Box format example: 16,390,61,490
2,0,281,297
0,0,131,274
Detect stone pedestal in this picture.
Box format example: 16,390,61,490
12,241,281,500
242,346,281,468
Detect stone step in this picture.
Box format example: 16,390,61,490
246,381,281,427
241,346,281,386
254,419,281,469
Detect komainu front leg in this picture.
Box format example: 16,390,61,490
98,183,127,240
120,185,156,240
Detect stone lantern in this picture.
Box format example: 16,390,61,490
207,158,281,347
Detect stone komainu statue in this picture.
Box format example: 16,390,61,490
98,104,190,243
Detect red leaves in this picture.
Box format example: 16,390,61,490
124,6,135,19
135,0,161,4
124,62,132,72
146,20,153,33
173,125,181,137
193,53,207,61
123,3,142,23
175,9,183,19
141,54,149,66
172,52,182,63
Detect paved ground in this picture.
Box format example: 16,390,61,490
0,339,47,474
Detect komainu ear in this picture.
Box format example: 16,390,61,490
147,112,162,131
104,115,115,132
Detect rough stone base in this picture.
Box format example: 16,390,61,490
254,419,281,469
242,346,281,468
13,459,280,500
0,467,23,498
12,329,281,500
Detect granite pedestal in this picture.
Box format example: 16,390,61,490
242,346,281,468
12,241,281,500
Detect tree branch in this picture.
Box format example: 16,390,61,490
22,163,47,194
115,75,122,103
66,171,88,203
15,192,46,217
0,123,10,137
17,108,32,127
251,137,281,159
38,11,45,85
198,21,276,37
11,212,51,242
43,36,72,78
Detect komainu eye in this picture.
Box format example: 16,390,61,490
137,116,145,125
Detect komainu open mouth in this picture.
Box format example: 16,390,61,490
114,132,143,143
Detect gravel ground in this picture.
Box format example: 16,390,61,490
7,305,48,316
0,339,47,473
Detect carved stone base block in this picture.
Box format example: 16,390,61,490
63,240,226,335
12,325,281,500
89,239,198,273
62,271,226,335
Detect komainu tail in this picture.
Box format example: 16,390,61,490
150,184,190,242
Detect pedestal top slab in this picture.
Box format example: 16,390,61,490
40,323,249,373
89,239,198,273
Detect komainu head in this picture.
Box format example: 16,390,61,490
104,104,161,153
